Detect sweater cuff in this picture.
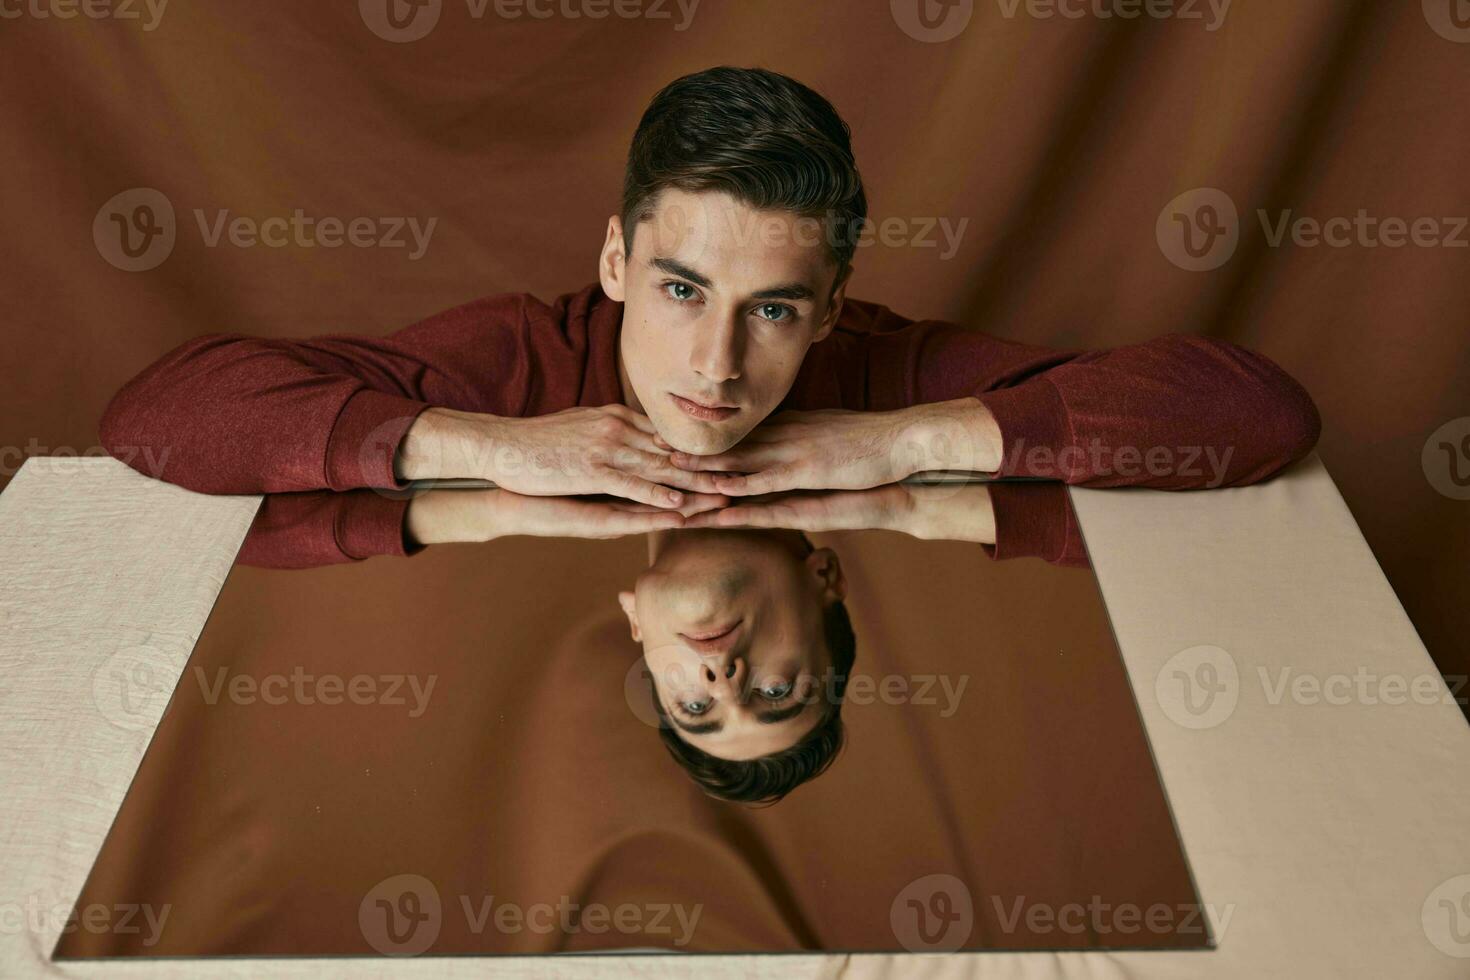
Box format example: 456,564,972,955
977,380,1074,480
982,481,1088,567
334,491,425,561
325,389,431,491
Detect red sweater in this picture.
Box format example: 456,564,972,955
99,283,1321,562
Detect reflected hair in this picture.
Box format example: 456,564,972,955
651,595,857,806
621,65,868,272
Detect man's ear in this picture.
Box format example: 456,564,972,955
617,589,642,642
812,264,851,344
600,215,628,302
805,547,848,602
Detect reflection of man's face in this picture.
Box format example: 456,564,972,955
618,529,846,762
600,188,848,455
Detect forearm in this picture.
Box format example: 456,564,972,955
394,407,504,482
902,482,996,543
886,397,1004,479
404,488,504,546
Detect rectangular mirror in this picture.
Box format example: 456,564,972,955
56,484,1206,957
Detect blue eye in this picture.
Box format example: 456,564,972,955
681,699,710,715
759,681,793,701
755,303,794,323
664,282,698,302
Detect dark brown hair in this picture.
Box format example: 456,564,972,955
621,66,868,272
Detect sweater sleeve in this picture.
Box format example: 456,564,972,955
236,490,421,569
98,292,576,494
982,482,1090,568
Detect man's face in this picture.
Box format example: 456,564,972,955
600,188,849,455
618,529,846,761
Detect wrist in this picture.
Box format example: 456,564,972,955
397,408,506,482
891,399,1003,480
404,489,505,546
903,483,995,543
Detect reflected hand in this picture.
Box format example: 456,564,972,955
493,489,730,539
405,488,729,545
681,485,915,533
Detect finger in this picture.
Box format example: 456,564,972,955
603,404,659,435
669,444,784,472
613,493,729,517
603,509,686,536
712,465,806,496
626,451,725,494
601,469,687,509
675,492,731,517
604,447,707,490
697,504,794,529
653,433,673,450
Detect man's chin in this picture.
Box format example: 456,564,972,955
656,419,749,457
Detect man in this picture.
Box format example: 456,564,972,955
99,65,1319,789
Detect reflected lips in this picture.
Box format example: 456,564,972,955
679,620,741,653
671,393,738,422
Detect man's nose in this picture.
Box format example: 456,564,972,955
691,315,741,383
700,654,745,692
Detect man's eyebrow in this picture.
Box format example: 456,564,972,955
670,714,722,736
751,282,815,302
650,257,817,303
650,258,712,289
756,701,809,725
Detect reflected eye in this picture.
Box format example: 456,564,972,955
664,281,698,303
754,303,794,323
680,698,711,716
758,681,793,701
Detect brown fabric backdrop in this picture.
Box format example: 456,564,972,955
2,4,1466,692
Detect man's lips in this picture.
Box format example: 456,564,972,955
670,393,739,422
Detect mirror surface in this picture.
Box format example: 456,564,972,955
57,484,1205,957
